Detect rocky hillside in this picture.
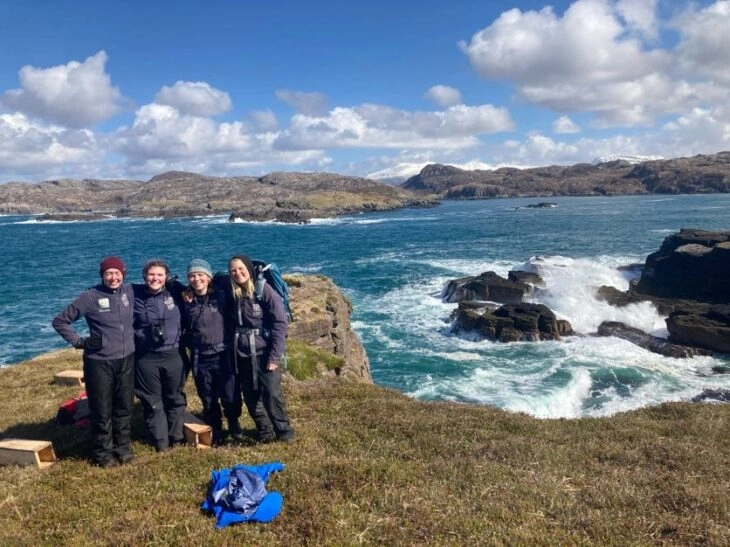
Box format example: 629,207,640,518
0,171,437,223
403,151,730,198
5,152,729,220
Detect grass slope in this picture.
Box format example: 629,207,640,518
0,349,728,545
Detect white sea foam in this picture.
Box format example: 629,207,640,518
189,215,232,224
15,218,79,225
502,368,594,418
356,250,729,419
307,217,346,225
310,214,442,227
416,258,516,278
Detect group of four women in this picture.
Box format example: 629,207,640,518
52,254,294,467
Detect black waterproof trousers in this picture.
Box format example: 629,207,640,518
237,355,294,441
134,349,186,451
192,351,241,433
83,353,135,464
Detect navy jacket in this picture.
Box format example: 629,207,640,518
180,283,228,354
52,283,135,360
132,284,182,354
227,281,288,364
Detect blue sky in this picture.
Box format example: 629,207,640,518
1,0,729,182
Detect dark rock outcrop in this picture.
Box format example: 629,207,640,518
595,286,711,316
515,202,558,209
442,271,537,304
596,321,711,358
665,306,730,354
692,389,730,403
632,228,730,303
507,270,545,287
596,229,730,355
452,302,573,343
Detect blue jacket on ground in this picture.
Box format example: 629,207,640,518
201,461,285,528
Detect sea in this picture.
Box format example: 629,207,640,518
2,194,729,419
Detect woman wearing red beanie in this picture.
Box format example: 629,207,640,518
52,256,136,467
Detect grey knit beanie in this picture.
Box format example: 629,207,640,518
187,258,213,278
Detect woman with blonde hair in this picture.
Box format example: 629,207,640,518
227,254,294,443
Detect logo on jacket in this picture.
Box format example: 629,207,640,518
98,298,110,311
164,296,176,310
121,293,130,307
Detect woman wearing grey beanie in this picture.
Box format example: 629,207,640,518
180,258,243,444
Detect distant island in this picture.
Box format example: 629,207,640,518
0,171,437,223
402,151,730,199
1,151,729,222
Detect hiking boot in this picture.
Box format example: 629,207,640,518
256,431,276,444
278,432,296,444
118,453,136,464
228,420,244,441
170,439,186,449
96,457,120,468
212,429,224,447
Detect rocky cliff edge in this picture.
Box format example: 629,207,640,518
285,274,371,382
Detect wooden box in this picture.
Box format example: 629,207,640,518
54,369,85,386
0,439,57,468
183,423,212,449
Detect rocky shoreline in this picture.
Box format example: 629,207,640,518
3,151,730,222
0,170,438,223
444,228,730,363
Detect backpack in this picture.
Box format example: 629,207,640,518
56,391,90,428
252,260,293,322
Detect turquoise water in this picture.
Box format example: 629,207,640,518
2,194,729,417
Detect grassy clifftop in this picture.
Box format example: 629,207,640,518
0,348,728,545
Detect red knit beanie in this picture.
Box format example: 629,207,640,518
99,256,127,277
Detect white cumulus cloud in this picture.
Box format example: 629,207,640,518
616,0,659,39
458,0,684,126
0,112,99,177
1,51,125,128
274,103,514,151
553,116,580,133
110,102,326,176
154,81,232,117
673,1,730,86
424,85,463,107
